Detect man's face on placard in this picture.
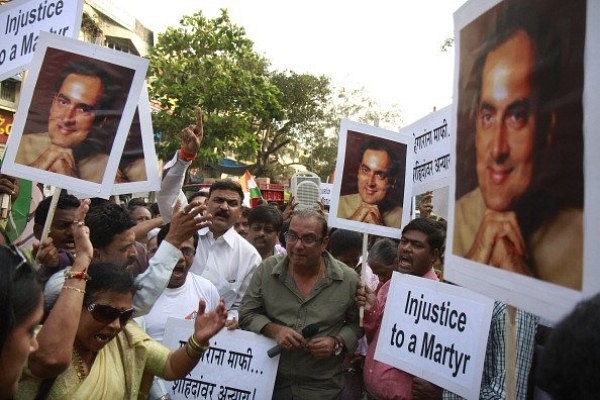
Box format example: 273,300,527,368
48,73,103,148
475,30,541,211
357,148,392,205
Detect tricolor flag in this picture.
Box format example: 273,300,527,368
240,170,262,201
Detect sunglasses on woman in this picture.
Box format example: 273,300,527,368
87,303,135,325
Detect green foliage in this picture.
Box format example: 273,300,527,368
147,9,281,165
252,71,331,178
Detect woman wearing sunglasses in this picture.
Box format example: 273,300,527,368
15,200,227,399
17,259,227,399
0,244,44,399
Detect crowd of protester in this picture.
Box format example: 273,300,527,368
0,110,596,399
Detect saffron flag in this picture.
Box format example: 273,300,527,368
240,170,262,199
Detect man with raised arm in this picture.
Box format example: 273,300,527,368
157,109,261,326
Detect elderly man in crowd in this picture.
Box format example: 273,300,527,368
239,209,363,399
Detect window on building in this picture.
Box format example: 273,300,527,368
0,79,18,103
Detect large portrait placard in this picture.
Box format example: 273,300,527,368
1,32,148,198
328,119,414,239
446,0,599,322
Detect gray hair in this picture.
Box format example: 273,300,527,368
367,238,397,267
290,208,328,237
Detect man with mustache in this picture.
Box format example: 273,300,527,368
157,108,261,326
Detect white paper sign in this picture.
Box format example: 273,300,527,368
163,318,279,400
401,105,451,196
0,0,83,81
446,0,598,323
110,85,161,195
320,183,333,206
374,272,493,399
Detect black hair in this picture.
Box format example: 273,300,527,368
148,202,160,218
187,191,209,203
470,2,561,150
0,245,42,356
279,220,290,248
401,217,445,254
327,229,362,257
248,205,283,232
537,293,600,399
126,197,149,210
54,60,119,115
358,139,400,178
240,205,251,219
34,190,80,226
83,262,136,306
156,222,199,251
208,180,244,203
85,203,136,249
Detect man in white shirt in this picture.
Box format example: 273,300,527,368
157,109,261,325
144,222,220,342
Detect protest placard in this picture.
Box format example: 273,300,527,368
163,318,279,400
401,105,451,196
111,85,160,195
320,182,332,207
446,0,599,323
0,31,148,198
374,272,493,399
0,0,83,80
328,119,414,238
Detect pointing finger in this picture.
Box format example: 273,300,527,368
194,107,203,136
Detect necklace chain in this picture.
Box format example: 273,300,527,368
72,347,87,382
291,257,325,295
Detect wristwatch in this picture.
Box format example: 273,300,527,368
330,336,344,356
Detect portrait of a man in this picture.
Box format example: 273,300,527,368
13,49,134,184
337,131,406,229
452,0,585,291
1,32,148,198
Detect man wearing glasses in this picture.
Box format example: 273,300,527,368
239,209,363,399
337,140,403,227
15,60,118,183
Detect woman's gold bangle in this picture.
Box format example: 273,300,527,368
185,342,202,359
187,335,209,353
